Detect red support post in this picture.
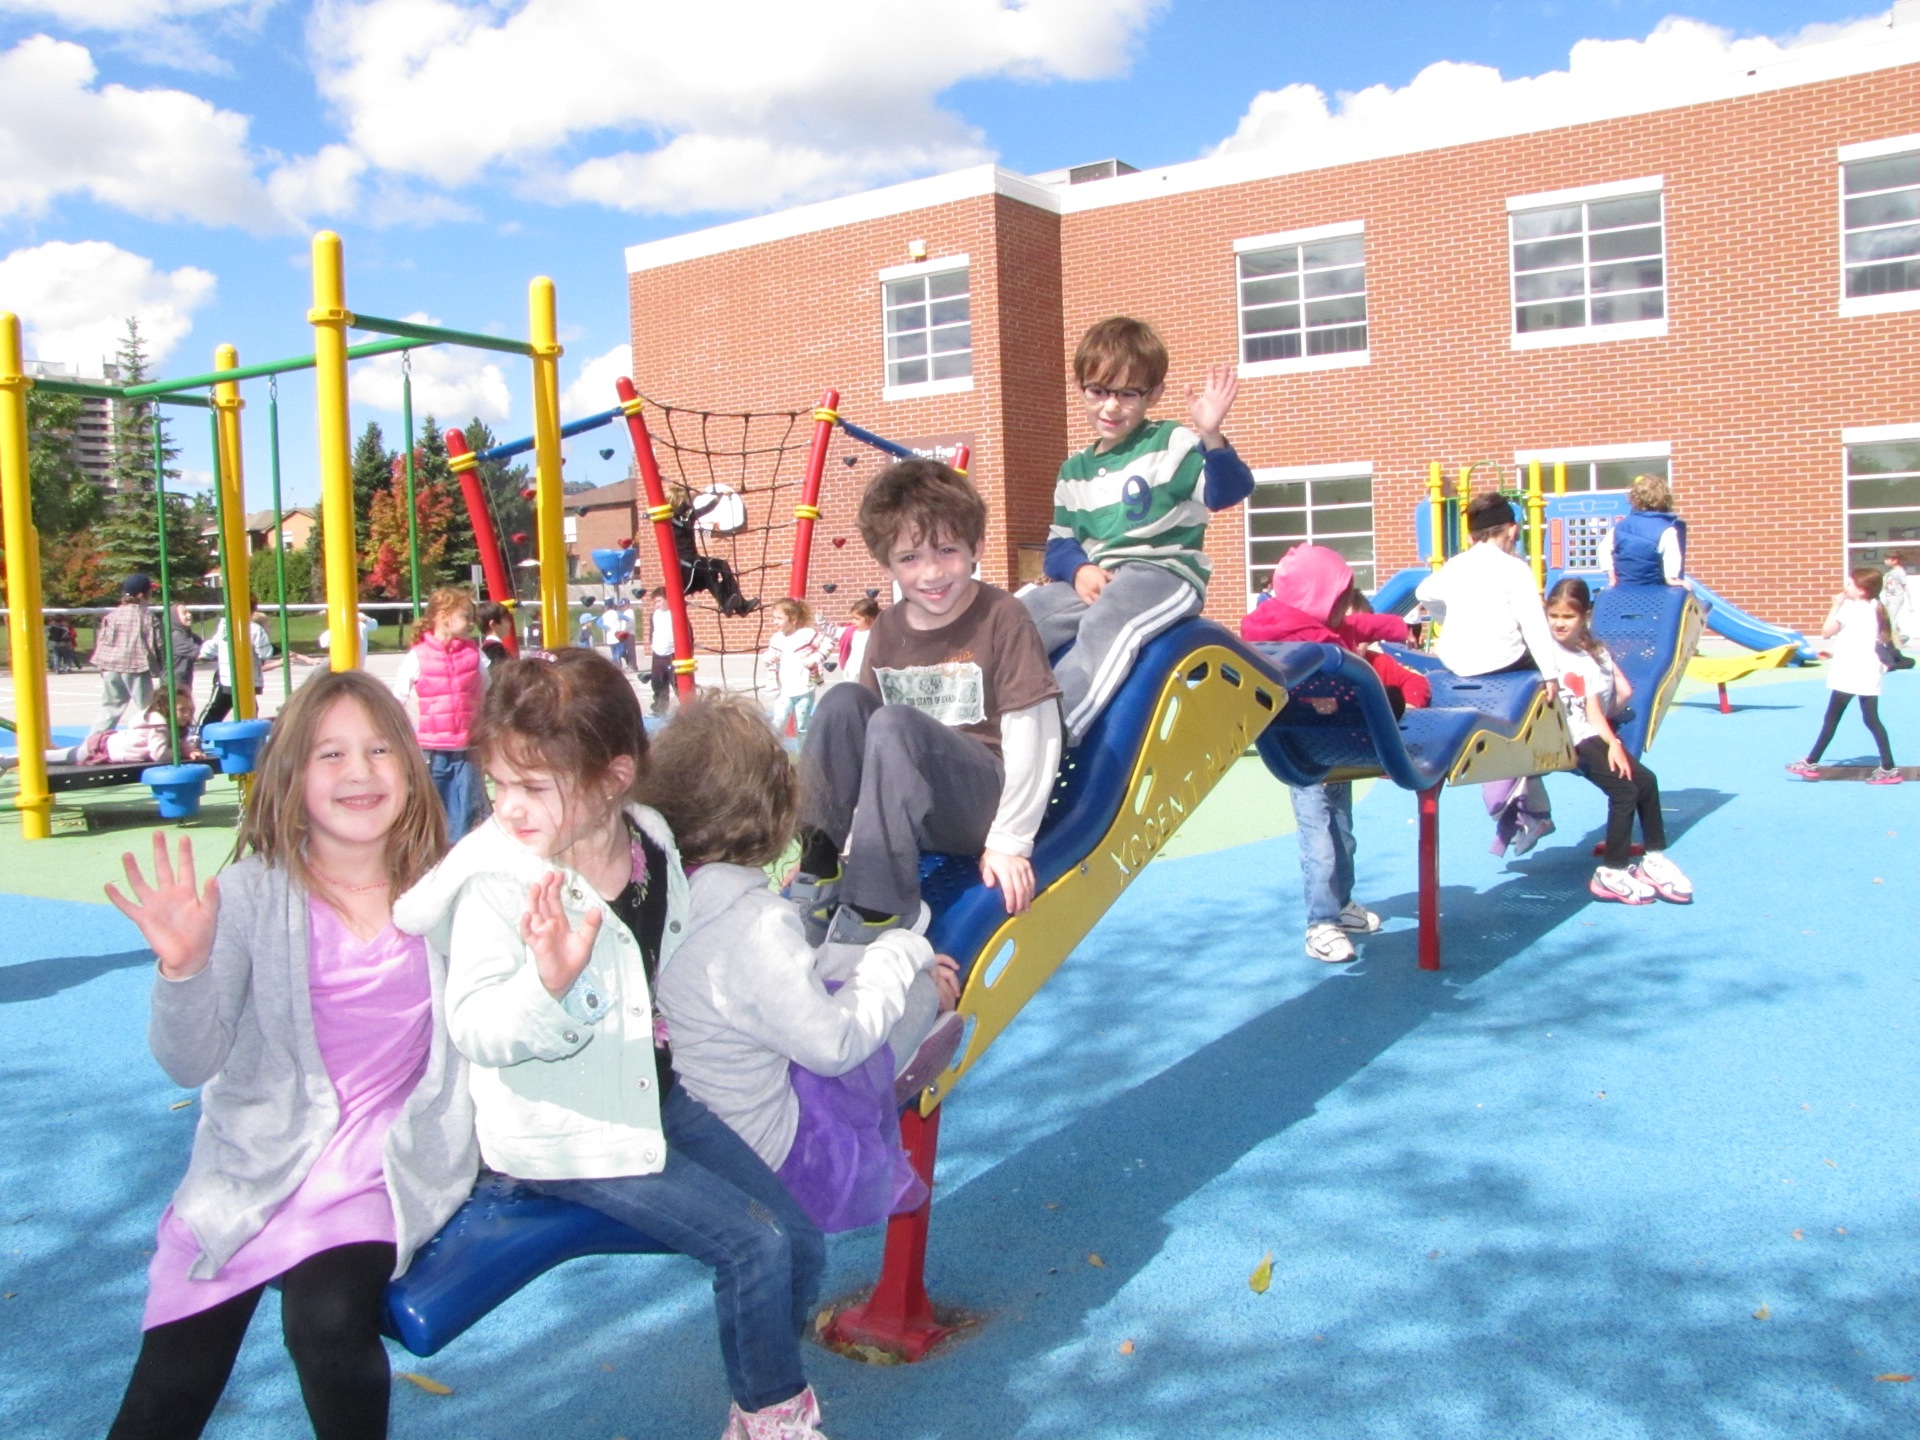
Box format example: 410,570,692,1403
1417,783,1442,972
446,428,518,652
787,390,839,601
1717,682,1731,715
825,1104,952,1362
616,378,698,697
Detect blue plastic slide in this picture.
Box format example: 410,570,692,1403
1369,566,1428,617
1688,579,1816,664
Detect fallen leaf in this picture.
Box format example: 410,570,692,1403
1249,1252,1274,1294
1044,1202,1059,1211
1873,878,1883,884
601,1362,614,1372
1752,1305,1771,1321
1824,1160,1837,1169
1595,1091,1607,1099
1791,1229,1804,1241
1836,1227,1849,1235
2,1292,16,1300
814,1309,832,1335
1087,1253,1105,1268
1875,1374,1912,1382
1118,1339,1135,1355
397,1372,452,1396
168,1099,195,1111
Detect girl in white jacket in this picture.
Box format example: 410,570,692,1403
393,649,832,1440
643,692,960,1236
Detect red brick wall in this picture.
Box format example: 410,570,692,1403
629,65,1920,635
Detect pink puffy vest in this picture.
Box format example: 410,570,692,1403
413,634,484,750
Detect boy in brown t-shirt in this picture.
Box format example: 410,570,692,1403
792,459,1062,947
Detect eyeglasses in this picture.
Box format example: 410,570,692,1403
1082,385,1150,403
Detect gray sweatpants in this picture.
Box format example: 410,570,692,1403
1020,564,1202,741
799,683,1003,918
90,670,155,736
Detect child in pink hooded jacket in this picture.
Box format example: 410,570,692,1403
1241,545,1425,963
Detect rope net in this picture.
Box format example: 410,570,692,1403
633,395,813,695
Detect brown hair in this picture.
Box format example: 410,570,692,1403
412,587,476,646
476,600,511,634
472,648,648,799
1466,492,1518,539
772,597,813,629
1628,473,1674,513
857,457,987,562
849,596,880,621
235,669,445,894
1546,576,1606,657
1852,566,1884,602
637,690,796,867
1073,316,1169,391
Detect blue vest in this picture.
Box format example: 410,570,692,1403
1612,510,1685,586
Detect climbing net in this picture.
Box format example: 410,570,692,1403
632,395,814,694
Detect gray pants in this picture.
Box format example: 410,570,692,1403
1021,564,1201,741
91,670,155,736
799,683,1003,917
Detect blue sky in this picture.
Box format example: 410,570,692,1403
0,1,1893,506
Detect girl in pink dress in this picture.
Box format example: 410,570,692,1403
102,670,477,1440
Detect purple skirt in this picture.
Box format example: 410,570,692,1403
776,1046,929,1234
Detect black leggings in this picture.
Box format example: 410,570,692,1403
107,1241,394,1440
1805,691,1895,769
1575,737,1666,868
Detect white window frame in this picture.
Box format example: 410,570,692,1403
1508,177,1668,350
1838,135,1920,318
1841,423,1920,571
1231,221,1370,378
1242,461,1376,602
1512,441,1672,492
880,253,974,401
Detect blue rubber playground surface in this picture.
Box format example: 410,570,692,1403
1,668,1914,1439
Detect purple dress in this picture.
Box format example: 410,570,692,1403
142,901,431,1328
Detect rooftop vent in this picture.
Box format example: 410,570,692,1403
1067,159,1139,185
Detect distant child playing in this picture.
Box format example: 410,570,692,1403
1545,578,1695,904
1242,545,1428,962
394,650,833,1440
477,600,516,665
836,595,880,682
1022,317,1255,742
101,669,477,1440
394,588,490,838
1600,472,1687,587
647,586,676,716
1787,567,1902,785
764,598,833,739
646,692,961,1234
790,459,1062,948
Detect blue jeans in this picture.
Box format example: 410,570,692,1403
771,690,816,739
1288,781,1354,925
426,749,487,840
527,1087,825,1412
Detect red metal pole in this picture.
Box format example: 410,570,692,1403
1717,682,1731,715
1417,783,1441,971
825,1104,952,1362
446,428,518,653
616,378,697,697
787,389,839,601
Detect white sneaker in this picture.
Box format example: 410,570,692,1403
1335,901,1380,933
1633,851,1693,904
1588,865,1655,905
730,1385,829,1439
1305,922,1357,963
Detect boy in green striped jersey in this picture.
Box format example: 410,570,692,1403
1022,316,1255,741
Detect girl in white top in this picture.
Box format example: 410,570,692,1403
1788,568,1901,785
1545,578,1694,906
763,598,832,739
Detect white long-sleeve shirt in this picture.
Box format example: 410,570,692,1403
983,699,1063,857
1416,542,1562,678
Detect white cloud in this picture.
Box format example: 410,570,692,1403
307,0,1164,214
0,0,259,24
350,315,512,425
1209,14,1901,167
0,239,215,371
560,342,631,420
0,34,279,226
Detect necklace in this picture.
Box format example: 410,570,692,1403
308,864,391,894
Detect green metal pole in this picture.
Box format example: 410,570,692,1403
268,376,293,703
401,353,422,618
208,407,241,726
118,337,420,398
151,410,181,764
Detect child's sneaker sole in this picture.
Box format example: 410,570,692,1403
1589,871,1655,905
1867,768,1904,786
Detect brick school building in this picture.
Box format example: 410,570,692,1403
625,24,1920,635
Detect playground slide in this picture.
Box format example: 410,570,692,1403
1688,579,1816,664
1369,565,1429,617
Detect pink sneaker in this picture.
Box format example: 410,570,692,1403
1784,760,1819,780
1866,767,1904,786
729,1386,828,1440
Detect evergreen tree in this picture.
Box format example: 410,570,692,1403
95,318,212,591
348,420,392,559
461,419,534,597
414,415,475,583
25,387,101,538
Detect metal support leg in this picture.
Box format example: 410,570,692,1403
1717,683,1731,715
1418,783,1441,972
825,1105,952,1361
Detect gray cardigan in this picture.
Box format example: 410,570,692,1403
150,855,479,1280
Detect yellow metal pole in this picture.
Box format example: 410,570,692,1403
0,313,52,839
1553,461,1567,496
212,346,256,713
1455,465,1473,552
1426,460,1445,568
528,276,566,650
1527,458,1546,590
310,232,360,670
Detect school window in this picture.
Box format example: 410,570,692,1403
1508,179,1666,348
1244,465,1375,596
1512,453,1670,494
1233,223,1368,375
1839,138,1920,316
880,256,972,399
1842,433,1920,570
